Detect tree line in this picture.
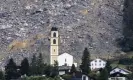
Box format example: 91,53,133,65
0,48,113,80
0,53,59,80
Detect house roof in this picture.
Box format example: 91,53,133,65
110,72,129,77
59,53,73,57
110,67,132,75
59,65,71,70
90,58,106,63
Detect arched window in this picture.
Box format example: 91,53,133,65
53,32,56,37
53,39,56,44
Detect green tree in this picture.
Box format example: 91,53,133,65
37,53,44,75
98,68,108,80
51,61,59,77
0,71,5,80
80,48,91,74
20,58,29,76
105,60,112,75
5,58,20,80
118,0,133,52
44,64,52,77
70,64,77,74
29,54,38,76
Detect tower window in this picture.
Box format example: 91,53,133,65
53,32,56,37
53,39,56,44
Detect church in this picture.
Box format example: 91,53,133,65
50,27,76,67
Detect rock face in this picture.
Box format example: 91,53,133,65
0,0,124,66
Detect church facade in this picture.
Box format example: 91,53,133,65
58,53,73,66
50,27,76,67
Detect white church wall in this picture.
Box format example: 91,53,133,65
58,53,73,66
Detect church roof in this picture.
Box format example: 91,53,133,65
51,27,58,31
59,53,73,57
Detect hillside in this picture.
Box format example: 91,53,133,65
0,0,125,66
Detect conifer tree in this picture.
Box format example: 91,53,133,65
20,58,29,76
80,48,91,74
37,53,44,75
5,58,20,80
70,64,77,74
105,60,112,75
44,64,52,77
99,68,108,80
51,61,59,77
0,71,5,80
29,54,38,75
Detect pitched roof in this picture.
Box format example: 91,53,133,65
91,58,106,63
59,65,71,70
110,67,132,75
110,72,129,77
59,53,73,57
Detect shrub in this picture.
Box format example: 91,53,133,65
21,76,61,80
62,74,72,80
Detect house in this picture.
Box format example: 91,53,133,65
108,67,132,80
90,58,106,70
108,72,128,80
110,67,132,75
58,53,74,66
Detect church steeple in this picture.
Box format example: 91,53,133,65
50,27,59,65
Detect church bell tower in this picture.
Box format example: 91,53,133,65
50,27,59,65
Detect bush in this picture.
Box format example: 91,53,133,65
119,58,133,65
62,74,72,80
27,76,46,80
0,71,5,80
21,76,61,80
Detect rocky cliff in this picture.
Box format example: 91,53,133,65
0,0,124,66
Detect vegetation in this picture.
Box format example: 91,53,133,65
118,0,133,52
21,76,61,80
118,57,133,65
80,47,91,74
62,74,72,80
70,64,77,74
29,54,38,75
0,71,5,80
5,58,20,80
37,53,45,75
3,47,133,80
44,64,53,77
98,68,108,80
105,60,112,75
20,58,30,76
50,61,59,78
4,53,59,80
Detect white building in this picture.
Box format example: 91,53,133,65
110,67,131,75
108,67,132,80
58,53,73,66
90,58,106,70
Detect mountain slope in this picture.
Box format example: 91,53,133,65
0,0,124,66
